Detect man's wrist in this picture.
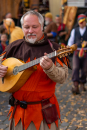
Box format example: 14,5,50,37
44,63,54,72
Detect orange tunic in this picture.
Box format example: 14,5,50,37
8,64,60,130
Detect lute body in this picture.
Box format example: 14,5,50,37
0,58,37,93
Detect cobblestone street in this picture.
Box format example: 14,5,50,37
0,57,87,130
56,68,87,130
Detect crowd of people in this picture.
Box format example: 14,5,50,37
0,7,87,130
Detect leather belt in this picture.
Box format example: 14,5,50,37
10,100,42,130
9,95,53,130
26,100,41,104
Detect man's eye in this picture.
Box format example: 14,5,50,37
24,27,29,29
33,26,37,28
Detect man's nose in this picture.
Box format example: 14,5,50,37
28,27,33,33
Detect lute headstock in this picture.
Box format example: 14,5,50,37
56,44,77,58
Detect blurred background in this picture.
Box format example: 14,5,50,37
0,0,87,44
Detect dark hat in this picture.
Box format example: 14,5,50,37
78,14,86,23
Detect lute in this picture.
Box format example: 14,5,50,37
0,44,77,93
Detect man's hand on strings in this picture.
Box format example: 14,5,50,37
40,53,53,70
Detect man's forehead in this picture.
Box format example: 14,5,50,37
24,14,38,21
23,15,41,27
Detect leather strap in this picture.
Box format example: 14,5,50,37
10,99,18,130
48,39,55,51
27,100,41,104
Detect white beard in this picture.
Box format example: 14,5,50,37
26,34,37,44
45,20,50,25
26,37,37,44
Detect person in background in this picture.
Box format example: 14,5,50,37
0,12,18,26
3,18,24,44
0,33,8,54
0,13,12,25
0,25,6,37
5,12,12,19
0,25,9,46
68,14,87,94
55,15,68,45
44,12,57,42
0,10,69,130
0,25,7,36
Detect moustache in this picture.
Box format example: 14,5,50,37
27,34,36,36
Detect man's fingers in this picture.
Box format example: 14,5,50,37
44,52,47,56
0,65,8,69
43,56,50,62
0,65,8,78
40,57,46,65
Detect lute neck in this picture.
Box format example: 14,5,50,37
18,51,56,72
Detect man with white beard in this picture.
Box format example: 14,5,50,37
0,10,68,130
44,12,57,42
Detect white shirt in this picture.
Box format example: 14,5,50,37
68,27,86,50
